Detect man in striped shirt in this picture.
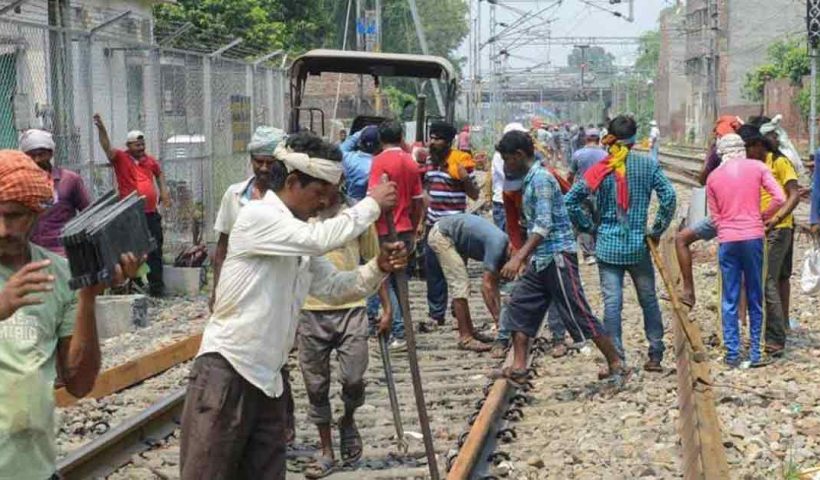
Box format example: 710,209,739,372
421,121,479,331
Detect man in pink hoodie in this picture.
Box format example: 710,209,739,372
706,132,784,368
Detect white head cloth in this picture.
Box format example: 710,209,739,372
716,133,746,164
274,142,342,184
760,114,804,174
19,129,55,152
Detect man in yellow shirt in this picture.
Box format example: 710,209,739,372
298,191,392,478
754,124,800,357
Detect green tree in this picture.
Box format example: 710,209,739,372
634,30,660,76
742,39,809,102
153,0,336,56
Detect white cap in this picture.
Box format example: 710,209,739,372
126,130,146,143
503,122,527,134
19,129,55,152
650,120,657,127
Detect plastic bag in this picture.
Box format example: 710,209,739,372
800,241,820,294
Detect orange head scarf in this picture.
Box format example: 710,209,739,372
583,133,633,224
0,150,53,212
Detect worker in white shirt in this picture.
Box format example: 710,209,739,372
210,126,285,311
649,120,661,162
179,132,406,480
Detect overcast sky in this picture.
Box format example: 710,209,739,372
459,0,675,74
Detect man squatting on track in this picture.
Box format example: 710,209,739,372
179,132,408,480
0,151,141,480
489,130,625,385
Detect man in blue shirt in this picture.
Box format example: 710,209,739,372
491,131,624,384
340,125,380,202
428,213,506,352
565,115,677,372
568,128,608,264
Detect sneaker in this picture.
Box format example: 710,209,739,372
389,339,407,352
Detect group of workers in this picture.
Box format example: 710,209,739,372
0,99,811,479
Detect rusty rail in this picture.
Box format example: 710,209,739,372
648,235,730,479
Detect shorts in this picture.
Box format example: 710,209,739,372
427,224,470,299
691,217,717,241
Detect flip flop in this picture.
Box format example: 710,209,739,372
303,455,337,479
338,419,363,466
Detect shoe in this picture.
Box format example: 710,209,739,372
765,343,785,358
458,337,492,352
418,322,436,333
750,357,774,368
724,357,742,369
490,340,510,359
389,339,407,352
584,256,597,265
643,359,663,372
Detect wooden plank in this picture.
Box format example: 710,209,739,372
55,333,202,407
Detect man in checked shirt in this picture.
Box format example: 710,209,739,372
565,115,677,373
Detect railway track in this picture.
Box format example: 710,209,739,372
56,265,557,479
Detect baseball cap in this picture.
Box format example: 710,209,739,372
586,128,601,138
127,130,145,143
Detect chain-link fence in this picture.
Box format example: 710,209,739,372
0,6,287,250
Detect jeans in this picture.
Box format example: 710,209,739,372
719,239,764,363
598,255,665,362
423,229,448,320
492,201,506,232
145,212,164,296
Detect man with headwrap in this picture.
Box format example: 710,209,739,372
94,114,171,297
210,126,285,312
757,117,801,358
19,129,91,255
565,115,677,373
675,116,743,308
0,150,140,479
419,121,479,332
706,133,784,368
179,132,407,480
340,125,380,203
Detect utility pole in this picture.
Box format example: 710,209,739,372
407,0,446,116
575,44,590,101
808,0,820,154
706,0,719,131
356,0,364,115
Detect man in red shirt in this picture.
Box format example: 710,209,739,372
93,114,171,297
367,120,424,349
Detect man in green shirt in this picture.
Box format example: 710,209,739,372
0,150,140,479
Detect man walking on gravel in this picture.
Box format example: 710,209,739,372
492,131,625,384
565,115,676,372
179,132,406,480
94,114,171,297
428,213,505,352
0,150,140,480
211,126,285,311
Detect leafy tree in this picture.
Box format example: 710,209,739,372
153,0,335,56
635,30,660,77
742,39,809,102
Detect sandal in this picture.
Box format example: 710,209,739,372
338,419,363,466
765,344,785,358
551,342,568,358
304,455,337,479
489,366,529,386
458,337,492,352
473,330,496,344
643,359,663,373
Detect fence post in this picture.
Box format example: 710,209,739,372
246,63,254,131
202,55,214,239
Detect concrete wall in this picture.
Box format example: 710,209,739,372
723,0,804,110
765,77,809,150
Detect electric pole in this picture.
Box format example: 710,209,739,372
808,0,820,154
